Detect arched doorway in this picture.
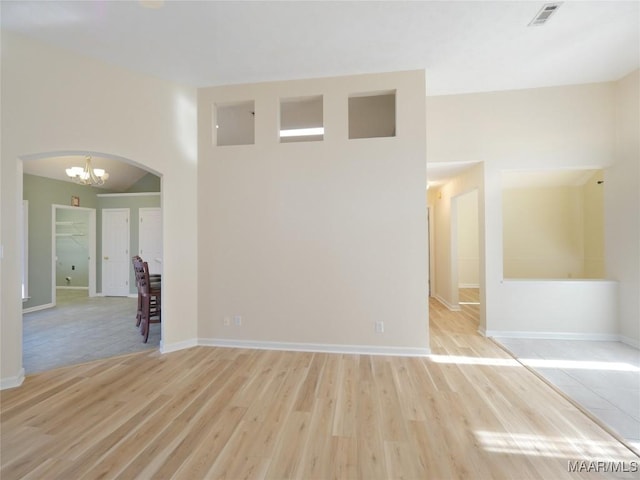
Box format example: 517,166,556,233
21,151,164,374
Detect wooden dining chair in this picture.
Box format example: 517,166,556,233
132,256,161,342
132,256,144,326
138,260,161,343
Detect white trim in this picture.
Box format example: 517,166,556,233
22,200,29,301
96,192,160,198
1,369,25,390
159,337,432,357
458,283,480,289
620,336,640,349
23,303,55,314
198,338,430,357
487,330,622,342
56,286,89,290
434,294,461,311
160,338,198,354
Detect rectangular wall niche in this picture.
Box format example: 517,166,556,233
349,91,396,139
280,95,324,143
215,100,255,146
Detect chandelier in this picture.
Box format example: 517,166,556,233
65,156,109,186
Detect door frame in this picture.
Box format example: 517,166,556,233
51,204,96,306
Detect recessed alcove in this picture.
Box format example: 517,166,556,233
502,169,605,279
348,91,396,139
279,95,324,143
215,100,255,146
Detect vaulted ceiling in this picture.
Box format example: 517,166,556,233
2,1,638,96
3,1,638,188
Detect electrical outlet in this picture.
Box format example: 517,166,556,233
375,321,384,333
233,315,242,326
223,317,230,326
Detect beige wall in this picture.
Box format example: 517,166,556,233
457,190,479,287
427,80,624,338
198,71,428,353
1,32,199,386
582,170,605,278
608,70,640,345
502,186,584,279
501,171,604,280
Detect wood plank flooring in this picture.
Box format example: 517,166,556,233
2,298,638,479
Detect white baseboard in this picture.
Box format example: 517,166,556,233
1,368,25,390
56,286,89,290
160,338,198,354
22,302,55,314
620,336,640,349
198,338,430,357
487,330,622,342
434,295,461,312
458,283,480,289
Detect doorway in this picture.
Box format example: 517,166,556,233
102,208,131,296
52,205,96,306
452,190,481,316
22,152,163,374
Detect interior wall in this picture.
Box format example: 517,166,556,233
457,190,479,287
502,185,584,279
126,173,161,193
198,71,428,353
348,93,396,139
22,175,162,306
427,80,620,337
582,170,605,278
22,174,102,308
608,69,640,346
1,32,198,386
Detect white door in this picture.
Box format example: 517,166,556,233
139,208,163,276
102,208,130,296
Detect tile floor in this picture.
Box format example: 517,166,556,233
494,336,640,453
23,289,160,374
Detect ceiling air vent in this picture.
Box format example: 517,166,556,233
528,3,562,26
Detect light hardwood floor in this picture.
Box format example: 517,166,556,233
2,298,638,479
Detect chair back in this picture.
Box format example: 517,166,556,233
132,256,145,290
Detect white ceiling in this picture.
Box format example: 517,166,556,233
1,1,638,96
3,1,638,189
